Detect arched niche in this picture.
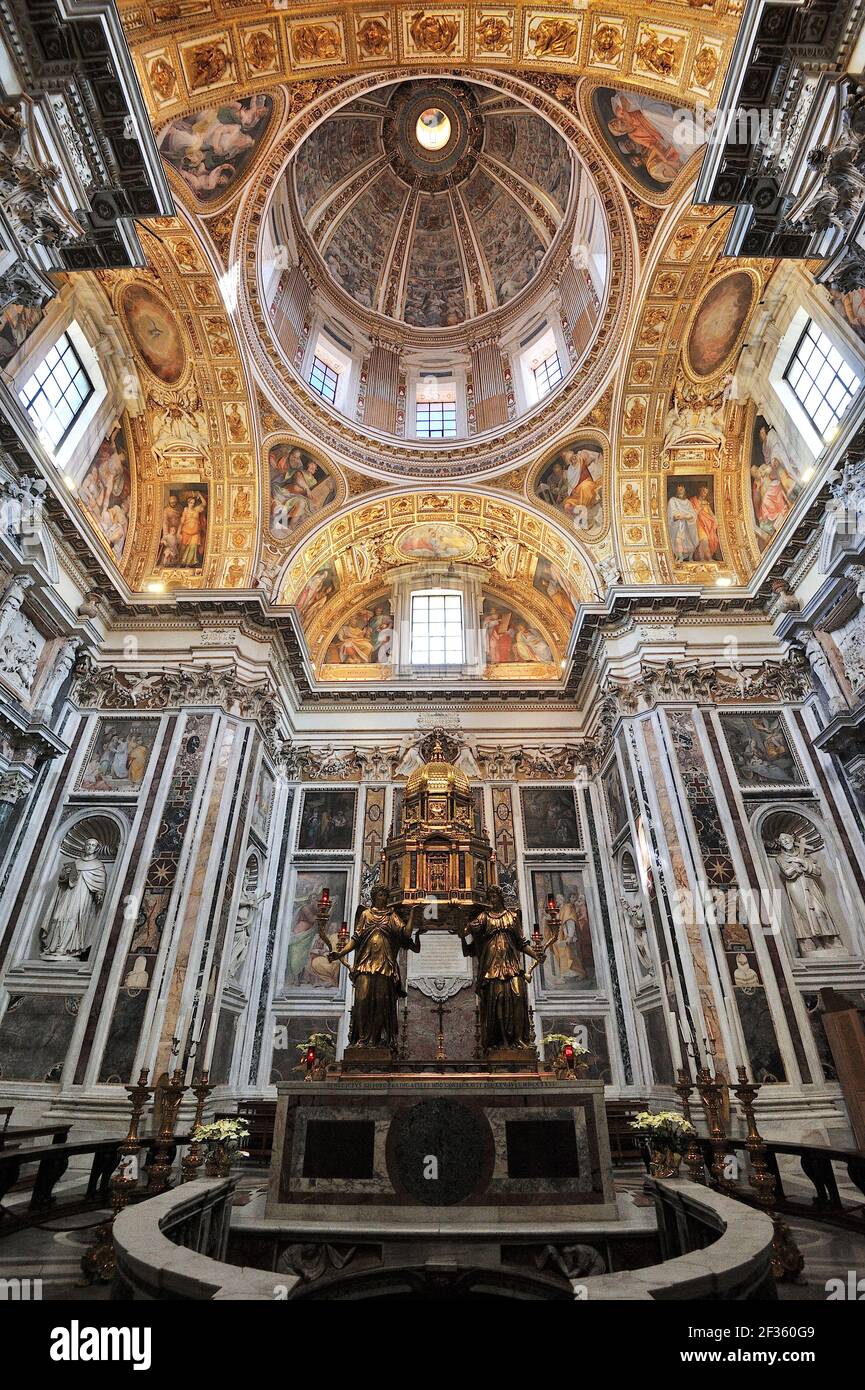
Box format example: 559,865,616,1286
753,804,854,965
225,849,268,993
26,811,125,967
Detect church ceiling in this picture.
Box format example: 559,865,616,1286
24,0,834,683
287,79,574,329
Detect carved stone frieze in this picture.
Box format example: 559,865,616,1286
71,653,285,732
601,652,812,714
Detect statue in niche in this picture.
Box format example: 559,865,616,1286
458,886,544,1052
623,900,654,978
35,636,80,715
772,831,845,956
328,885,422,1049
0,574,34,643
41,834,107,960
227,878,271,984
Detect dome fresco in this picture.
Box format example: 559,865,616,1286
289,80,575,329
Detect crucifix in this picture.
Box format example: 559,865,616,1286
430,994,451,1062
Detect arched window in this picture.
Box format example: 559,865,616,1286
409,588,464,666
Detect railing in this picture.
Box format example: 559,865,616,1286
0,1135,189,1234
110,1174,774,1301
702,1137,865,1233
582,1180,777,1301
113,1180,293,1300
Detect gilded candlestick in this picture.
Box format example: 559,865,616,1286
147,1072,186,1194
674,1069,706,1184
732,1066,805,1283
180,1071,213,1182
696,1066,734,1190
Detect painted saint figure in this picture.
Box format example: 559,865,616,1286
329,886,422,1049
41,837,106,960
458,886,543,1051
667,483,699,562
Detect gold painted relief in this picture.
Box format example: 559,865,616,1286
473,11,514,59
402,9,465,58
354,12,393,59
288,17,347,67
523,12,582,67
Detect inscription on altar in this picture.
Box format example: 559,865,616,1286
408,927,472,998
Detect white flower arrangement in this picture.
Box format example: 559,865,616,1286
191,1117,250,1152
629,1110,695,1149
541,1032,590,1056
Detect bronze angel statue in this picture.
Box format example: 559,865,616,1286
456,886,547,1052
328,886,422,1049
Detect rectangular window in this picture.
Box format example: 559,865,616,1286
18,333,93,449
308,354,339,404
533,350,563,399
784,319,861,439
416,400,457,439
410,589,464,666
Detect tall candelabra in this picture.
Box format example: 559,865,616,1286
695,1067,735,1190
180,1071,213,1183
674,1069,706,1184
147,1072,186,1194
80,1069,153,1284
732,1066,805,1283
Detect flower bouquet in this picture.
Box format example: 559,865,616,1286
629,1109,695,1178
190,1117,250,1178
294,1030,337,1079
542,1032,591,1079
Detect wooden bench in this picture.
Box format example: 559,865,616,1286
606,1099,650,1166
215,1102,276,1167
0,1122,71,1153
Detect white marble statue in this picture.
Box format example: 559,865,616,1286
829,568,865,697
454,738,482,779
732,952,760,991
0,573,34,643
41,836,106,960
623,900,654,978
35,636,80,715
0,617,40,691
228,884,271,982
804,634,848,714
773,832,844,955
393,735,424,778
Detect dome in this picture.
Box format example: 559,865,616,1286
288,79,575,331
405,757,471,797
